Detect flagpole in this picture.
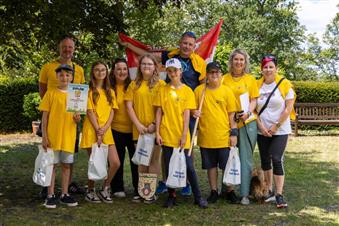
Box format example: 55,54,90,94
188,81,207,156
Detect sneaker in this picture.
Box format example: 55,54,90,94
156,181,168,194
194,198,208,209
68,182,86,195
240,196,250,205
113,191,126,198
226,190,239,204
98,188,113,204
132,194,142,203
44,194,58,209
40,187,48,200
276,194,288,208
163,196,176,208
180,184,192,196
264,190,276,203
207,190,218,204
60,194,78,207
144,195,157,204
85,189,101,203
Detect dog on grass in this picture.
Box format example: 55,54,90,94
249,168,269,202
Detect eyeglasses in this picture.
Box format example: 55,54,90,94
94,69,106,73
141,63,154,67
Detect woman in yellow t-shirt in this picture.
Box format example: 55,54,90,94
109,58,139,201
222,49,259,205
154,58,207,208
80,61,120,204
125,54,165,203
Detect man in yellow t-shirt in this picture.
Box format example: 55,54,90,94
193,62,238,204
38,36,86,199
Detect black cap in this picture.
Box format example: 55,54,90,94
206,61,222,72
55,64,73,73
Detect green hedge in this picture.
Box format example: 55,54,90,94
293,81,339,103
0,77,38,132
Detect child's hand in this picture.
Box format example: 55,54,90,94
73,112,81,123
230,135,237,147
97,135,103,147
136,123,147,135
179,134,187,149
96,127,105,136
146,123,155,133
42,136,50,151
156,133,163,146
192,110,201,118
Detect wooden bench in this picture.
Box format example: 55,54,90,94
292,103,339,136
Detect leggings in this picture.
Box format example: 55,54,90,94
257,134,288,176
110,130,138,194
162,146,202,201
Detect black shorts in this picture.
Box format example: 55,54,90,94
200,147,230,170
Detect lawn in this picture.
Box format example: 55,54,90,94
0,133,338,226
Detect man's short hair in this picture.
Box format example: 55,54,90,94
58,35,75,45
181,31,197,40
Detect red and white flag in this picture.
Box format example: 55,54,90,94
118,19,223,79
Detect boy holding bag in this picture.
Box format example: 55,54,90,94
193,62,238,203
154,58,207,208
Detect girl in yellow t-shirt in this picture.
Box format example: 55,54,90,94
124,54,165,203
222,49,259,205
154,58,207,208
80,61,120,204
109,58,139,201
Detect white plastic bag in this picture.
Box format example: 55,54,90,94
223,147,241,185
88,143,108,181
132,133,155,166
166,148,187,188
32,145,54,186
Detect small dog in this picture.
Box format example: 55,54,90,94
249,168,269,202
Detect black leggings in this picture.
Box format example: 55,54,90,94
257,134,288,176
110,130,138,194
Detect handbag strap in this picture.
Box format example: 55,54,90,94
258,78,285,116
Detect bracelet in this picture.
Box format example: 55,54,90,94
276,121,281,128
230,128,239,136
247,111,252,117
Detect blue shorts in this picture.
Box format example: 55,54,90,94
200,147,230,170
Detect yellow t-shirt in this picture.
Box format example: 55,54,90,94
111,84,133,133
153,84,196,149
39,89,76,153
222,73,259,127
125,80,166,140
39,61,85,90
194,84,237,148
80,88,118,148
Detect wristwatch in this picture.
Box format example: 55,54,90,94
247,111,252,117
275,121,281,128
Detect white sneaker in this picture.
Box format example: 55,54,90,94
264,191,276,203
85,189,101,203
113,191,126,198
240,196,250,205
98,188,113,204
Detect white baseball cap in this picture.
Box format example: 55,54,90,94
165,58,182,69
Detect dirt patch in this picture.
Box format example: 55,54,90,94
0,133,41,144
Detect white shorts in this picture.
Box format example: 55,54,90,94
53,151,74,164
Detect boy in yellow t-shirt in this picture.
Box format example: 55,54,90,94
193,62,238,204
154,58,207,208
39,64,81,208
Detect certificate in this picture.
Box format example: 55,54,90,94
66,84,89,114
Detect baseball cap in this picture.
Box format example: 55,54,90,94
165,58,182,69
55,64,74,73
206,61,222,72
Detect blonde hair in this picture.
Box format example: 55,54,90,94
228,48,250,75
135,54,160,90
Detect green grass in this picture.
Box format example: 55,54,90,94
0,134,338,226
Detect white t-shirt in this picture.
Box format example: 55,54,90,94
257,82,294,135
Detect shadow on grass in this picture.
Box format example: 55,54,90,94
0,142,338,226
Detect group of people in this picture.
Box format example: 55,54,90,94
38,32,295,210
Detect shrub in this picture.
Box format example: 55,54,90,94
23,92,41,122
0,77,38,132
293,81,339,103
